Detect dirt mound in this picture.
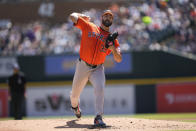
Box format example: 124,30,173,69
0,117,196,131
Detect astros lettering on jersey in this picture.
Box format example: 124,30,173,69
74,17,120,65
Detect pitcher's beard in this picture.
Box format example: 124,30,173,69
102,19,112,27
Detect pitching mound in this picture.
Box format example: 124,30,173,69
0,117,196,131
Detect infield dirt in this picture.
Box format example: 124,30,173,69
0,117,196,131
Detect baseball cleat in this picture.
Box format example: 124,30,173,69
94,115,106,127
71,105,81,118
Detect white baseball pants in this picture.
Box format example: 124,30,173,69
70,59,105,116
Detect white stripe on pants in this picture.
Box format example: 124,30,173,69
70,59,105,116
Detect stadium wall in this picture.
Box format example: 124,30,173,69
1,81,196,117
1,51,196,117
1,51,196,83
26,84,135,116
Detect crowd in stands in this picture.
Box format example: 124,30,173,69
0,0,196,56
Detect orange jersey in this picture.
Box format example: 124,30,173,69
74,17,120,65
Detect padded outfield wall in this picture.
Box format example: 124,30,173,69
26,84,135,117
1,51,196,117
1,50,196,83
1,80,196,117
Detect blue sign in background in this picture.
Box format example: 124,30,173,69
45,53,132,76
104,53,132,74
45,55,78,76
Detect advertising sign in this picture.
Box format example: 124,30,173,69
45,53,132,76
104,53,132,74
27,84,135,116
157,82,196,112
45,55,78,76
0,89,8,117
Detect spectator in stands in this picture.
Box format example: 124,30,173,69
38,0,55,18
0,0,196,55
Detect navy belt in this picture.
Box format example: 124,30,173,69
79,58,97,68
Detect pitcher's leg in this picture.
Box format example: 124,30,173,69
70,60,89,108
89,65,105,116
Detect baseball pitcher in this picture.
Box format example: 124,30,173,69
69,10,122,127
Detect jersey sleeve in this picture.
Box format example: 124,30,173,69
106,39,120,55
74,17,89,31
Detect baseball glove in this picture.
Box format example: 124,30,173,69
105,32,118,48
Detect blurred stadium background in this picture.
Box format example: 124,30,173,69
0,0,196,119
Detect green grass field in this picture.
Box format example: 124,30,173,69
1,113,196,123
